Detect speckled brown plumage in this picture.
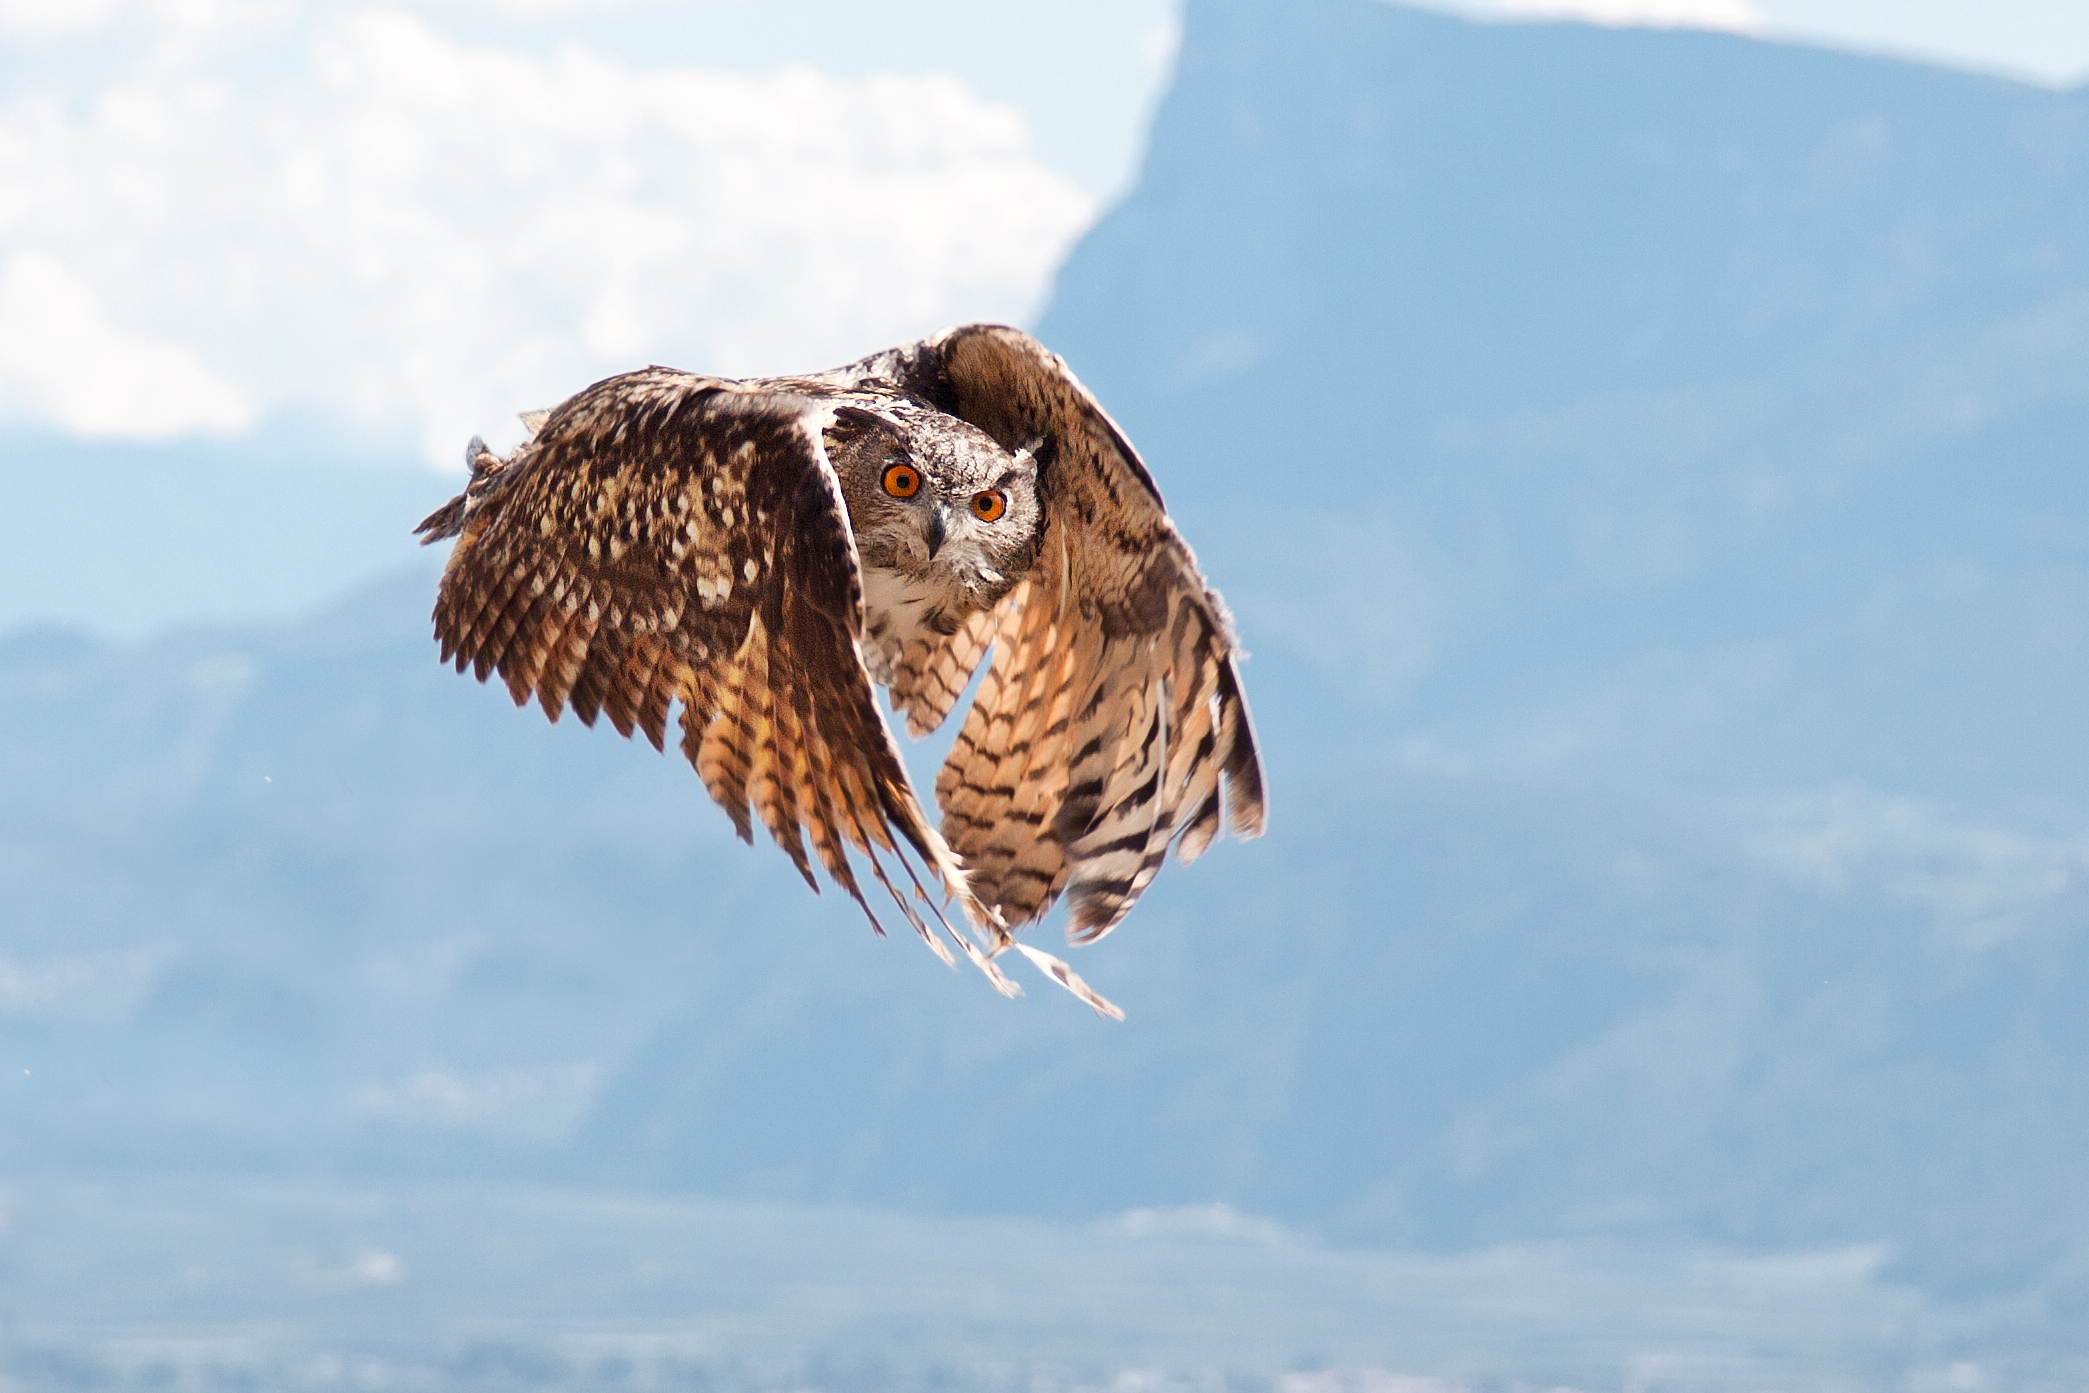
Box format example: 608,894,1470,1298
820,327,1266,942
419,325,1264,1016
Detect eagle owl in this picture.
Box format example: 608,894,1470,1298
416,325,1264,1017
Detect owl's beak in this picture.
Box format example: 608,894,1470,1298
924,506,950,560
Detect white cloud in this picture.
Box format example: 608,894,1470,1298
0,948,162,1019
0,252,253,438
1114,1202,1293,1244
348,1249,405,1284
1498,0,1761,33
0,0,288,40
292,1246,408,1293
0,0,120,33
349,1061,601,1136
1737,786,2089,949
0,5,1093,461
401,0,628,10
1279,1374,1465,1393
1141,16,1183,71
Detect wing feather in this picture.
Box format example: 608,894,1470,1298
425,329,1259,1011
884,606,997,737
423,367,992,963
835,325,1267,942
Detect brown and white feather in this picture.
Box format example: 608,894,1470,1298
817,325,1267,941
418,368,1011,992
422,326,1264,1015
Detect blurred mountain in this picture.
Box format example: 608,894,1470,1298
0,429,445,637
7,0,2089,1376
1042,0,2089,807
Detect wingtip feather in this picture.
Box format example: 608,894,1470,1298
1012,943,1123,1021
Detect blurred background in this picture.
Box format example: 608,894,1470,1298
5,0,2089,1389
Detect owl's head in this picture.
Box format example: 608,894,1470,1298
826,401,1042,603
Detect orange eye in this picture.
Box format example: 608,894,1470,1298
881,462,921,498
971,490,1007,522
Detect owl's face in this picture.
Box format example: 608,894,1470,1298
827,402,1042,606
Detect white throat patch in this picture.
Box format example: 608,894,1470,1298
859,565,965,685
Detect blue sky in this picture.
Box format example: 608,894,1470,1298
0,0,2080,467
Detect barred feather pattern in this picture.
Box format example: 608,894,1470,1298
936,545,1262,939
849,326,1268,940
885,605,997,738
422,326,1265,1018
420,368,1011,993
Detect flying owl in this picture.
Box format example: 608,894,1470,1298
416,324,1264,1017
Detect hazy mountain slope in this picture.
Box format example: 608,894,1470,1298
4,1178,2044,1393
0,431,445,637
7,0,2089,1340
1043,0,2089,805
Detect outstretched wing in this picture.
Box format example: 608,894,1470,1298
417,368,1011,990
823,325,1268,942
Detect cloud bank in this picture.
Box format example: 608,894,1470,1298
1497,0,1761,32
0,4,1093,461
1739,786,2089,950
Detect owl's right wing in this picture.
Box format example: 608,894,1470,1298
416,368,1011,990
816,326,1267,949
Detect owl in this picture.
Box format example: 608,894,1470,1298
416,324,1264,1017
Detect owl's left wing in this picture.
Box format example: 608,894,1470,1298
416,369,1012,992
822,326,1267,948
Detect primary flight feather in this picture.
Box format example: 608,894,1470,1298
416,324,1265,1017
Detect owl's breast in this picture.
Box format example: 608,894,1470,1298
859,565,975,687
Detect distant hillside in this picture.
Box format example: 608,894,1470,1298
1044,0,2089,805
0,430,443,637
7,0,2089,1361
